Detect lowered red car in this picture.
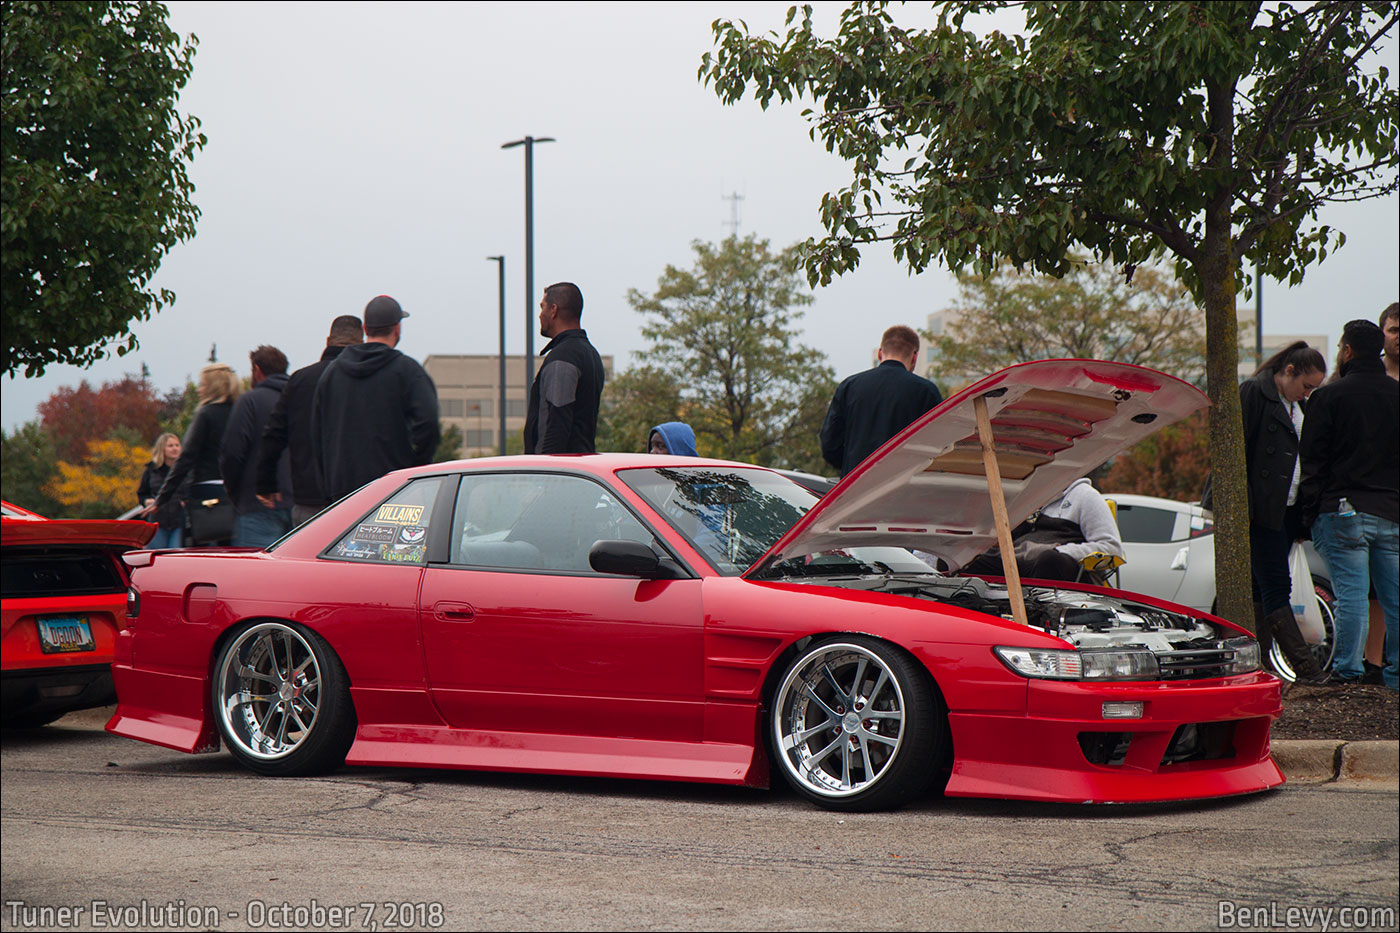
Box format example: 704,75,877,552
2,501,155,727
107,361,1283,810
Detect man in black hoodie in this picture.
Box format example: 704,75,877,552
256,315,363,525
221,345,294,547
312,296,441,502
1299,319,1399,689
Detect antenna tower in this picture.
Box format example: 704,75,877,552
722,190,745,236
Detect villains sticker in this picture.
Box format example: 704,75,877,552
375,504,425,525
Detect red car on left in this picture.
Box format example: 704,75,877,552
1,501,155,727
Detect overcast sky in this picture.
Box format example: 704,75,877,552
4,0,1396,433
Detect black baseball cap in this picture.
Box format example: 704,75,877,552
364,295,409,328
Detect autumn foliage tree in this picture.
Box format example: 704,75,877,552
44,437,148,518
1102,410,1211,501
37,374,165,461
4,372,192,517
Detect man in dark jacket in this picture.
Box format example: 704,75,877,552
820,325,943,476
524,282,605,454
312,296,440,502
1299,319,1399,689
256,315,363,525
220,345,294,547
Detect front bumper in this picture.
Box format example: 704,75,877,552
944,671,1284,803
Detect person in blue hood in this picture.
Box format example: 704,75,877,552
648,422,697,456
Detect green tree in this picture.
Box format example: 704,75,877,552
627,236,836,472
160,380,200,439
433,422,464,462
702,2,1398,630
1,420,61,515
928,259,1211,392
596,365,686,454
2,1,205,377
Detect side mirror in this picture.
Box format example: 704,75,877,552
588,539,679,579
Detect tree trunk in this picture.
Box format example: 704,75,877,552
1202,76,1254,634
1201,259,1253,633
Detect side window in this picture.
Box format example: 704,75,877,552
450,473,656,573
1113,504,1177,544
327,478,441,565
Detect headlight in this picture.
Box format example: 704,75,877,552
995,646,1158,681
1224,636,1261,674
1080,648,1159,680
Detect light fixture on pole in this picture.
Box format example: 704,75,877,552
486,255,507,456
501,135,555,394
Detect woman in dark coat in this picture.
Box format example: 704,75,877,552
156,363,241,545
137,432,185,548
1241,341,1327,682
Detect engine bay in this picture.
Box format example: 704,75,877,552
833,573,1225,652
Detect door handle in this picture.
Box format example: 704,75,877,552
433,601,476,622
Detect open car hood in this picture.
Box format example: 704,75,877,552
2,517,157,550
749,360,1208,575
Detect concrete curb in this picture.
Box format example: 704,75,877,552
1272,739,1399,784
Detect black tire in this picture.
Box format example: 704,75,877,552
212,621,356,776
1268,578,1337,683
769,636,947,812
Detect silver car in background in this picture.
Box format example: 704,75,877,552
1107,493,1335,683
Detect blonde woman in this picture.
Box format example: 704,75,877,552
155,363,242,545
137,433,185,548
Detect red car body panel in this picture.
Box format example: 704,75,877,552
2,502,156,723
105,362,1285,804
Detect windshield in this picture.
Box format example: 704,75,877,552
620,467,816,575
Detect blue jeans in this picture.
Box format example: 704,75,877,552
147,525,182,549
1311,510,1399,688
233,509,293,549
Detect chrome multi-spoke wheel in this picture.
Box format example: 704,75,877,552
771,638,945,811
213,622,355,775
1269,579,1337,684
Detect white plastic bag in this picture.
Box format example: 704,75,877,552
1289,543,1326,645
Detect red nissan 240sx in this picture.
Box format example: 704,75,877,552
106,361,1283,811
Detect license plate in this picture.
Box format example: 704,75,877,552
37,616,96,654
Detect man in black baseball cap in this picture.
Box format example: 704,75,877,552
311,295,440,501
363,295,409,330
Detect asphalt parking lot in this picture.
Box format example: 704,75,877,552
2,707,1396,932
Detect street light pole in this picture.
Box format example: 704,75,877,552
487,255,507,455
501,135,555,395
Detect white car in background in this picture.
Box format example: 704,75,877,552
1106,493,1335,683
